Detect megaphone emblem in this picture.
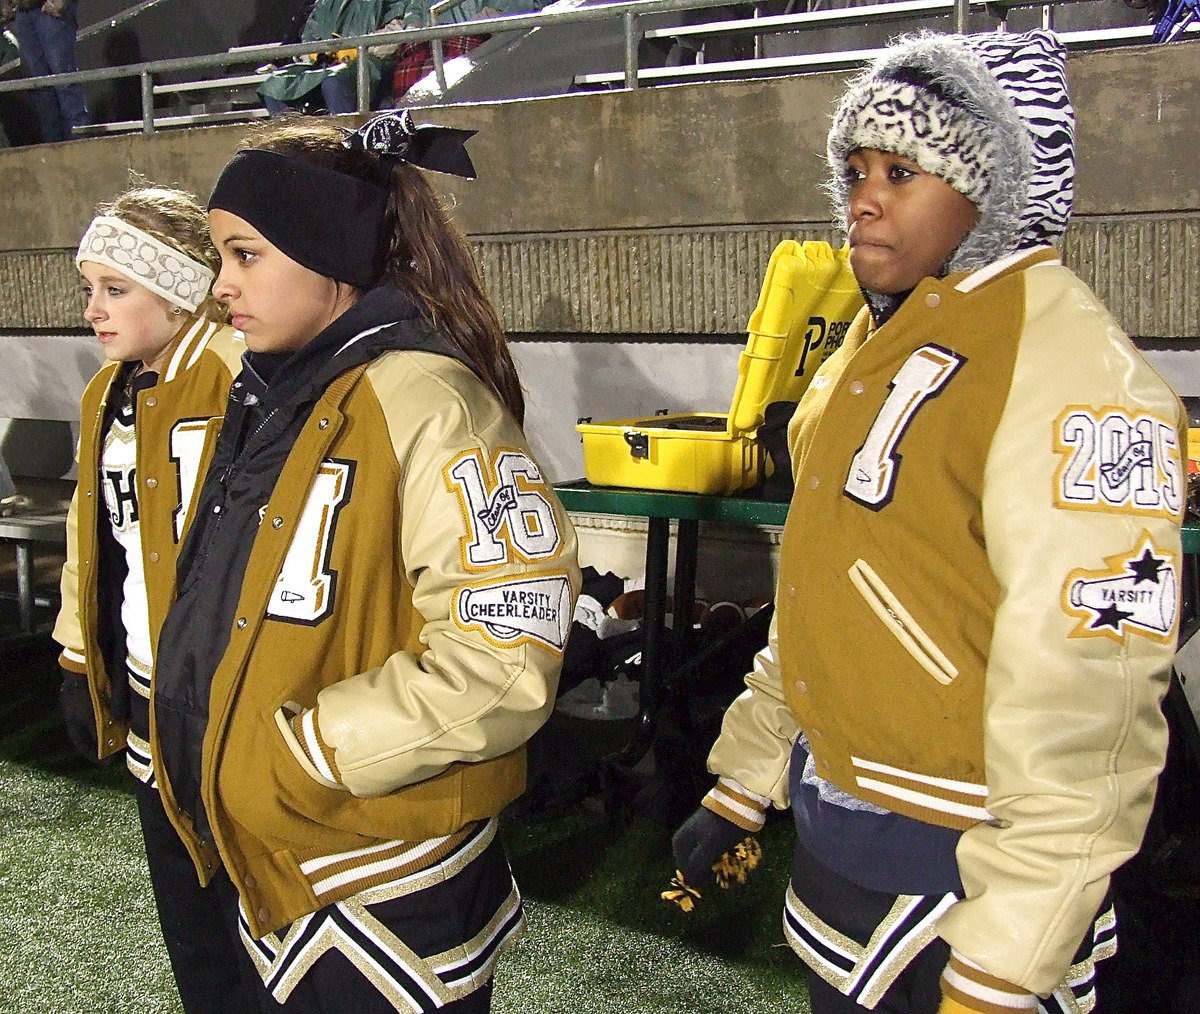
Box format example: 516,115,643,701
1064,532,1178,643
455,573,572,652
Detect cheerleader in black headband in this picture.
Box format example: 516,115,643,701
149,113,579,1013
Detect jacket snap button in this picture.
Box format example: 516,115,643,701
86,491,92,497
849,381,864,395
319,418,329,430
924,292,941,308
146,477,158,488
244,874,256,889
795,680,808,694
257,907,270,923
106,739,115,748
145,396,157,407
272,517,283,529
807,475,819,490
149,552,159,563
236,617,247,629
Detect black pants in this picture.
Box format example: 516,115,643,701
136,782,493,1012
135,780,264,1013
791,840,1111,1014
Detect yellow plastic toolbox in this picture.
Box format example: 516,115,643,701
576,240,864,495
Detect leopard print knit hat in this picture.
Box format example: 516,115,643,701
826,30,1075,275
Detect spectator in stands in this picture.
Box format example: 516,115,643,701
258,0,414,115
1,0,88,142
391,0,541,103
666,29,1185,1014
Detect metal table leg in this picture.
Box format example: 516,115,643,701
606,516,671,770
15,541,32,634
640,516,671,725
671,519,700,673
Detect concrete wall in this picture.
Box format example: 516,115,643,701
3,39,1199,338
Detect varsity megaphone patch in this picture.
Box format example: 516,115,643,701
454,572,572,653
1063,531,1178,643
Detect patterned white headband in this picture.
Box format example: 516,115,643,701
76,215,215,313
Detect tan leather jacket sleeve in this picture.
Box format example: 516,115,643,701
705,609,798,809
937,278,1181,995
315,352,580,797
52,470,87,674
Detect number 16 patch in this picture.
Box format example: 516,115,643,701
1062,532,1178,643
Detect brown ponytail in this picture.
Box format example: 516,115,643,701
237,118,524,425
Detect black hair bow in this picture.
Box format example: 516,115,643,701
343,110,477,179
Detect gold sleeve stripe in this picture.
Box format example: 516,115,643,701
59,647,87,672
941,952,1038,1012
702,777,770,831
298,706,341,786
284,706,342,788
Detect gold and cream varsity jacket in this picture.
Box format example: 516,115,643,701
152,347,580,939
53,317,244,757
705,248,1184,998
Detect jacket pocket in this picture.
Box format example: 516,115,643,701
848,558,958,685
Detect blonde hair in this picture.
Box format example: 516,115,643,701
95,180,229,324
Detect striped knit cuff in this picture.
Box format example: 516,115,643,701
59,647,87,675
941,952,1038,1013
702,776,770,832
286,705,344,789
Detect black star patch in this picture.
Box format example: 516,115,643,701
1127,549,1165,585
1091,604,1135,631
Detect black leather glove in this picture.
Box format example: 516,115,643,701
58,670,100,761
663,805,762,911
672,805,753,886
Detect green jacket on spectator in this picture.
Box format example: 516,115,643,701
431,0,541,26
258,0,413,104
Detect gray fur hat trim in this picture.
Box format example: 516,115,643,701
827,30,1073,276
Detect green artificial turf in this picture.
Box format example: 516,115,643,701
0,645,811,1013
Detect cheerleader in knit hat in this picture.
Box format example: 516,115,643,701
666,30,1186,1014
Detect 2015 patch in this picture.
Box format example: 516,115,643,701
1054,406,1182,519
1063,532,1178,643
454,573,572,653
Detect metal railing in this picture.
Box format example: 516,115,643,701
0,0,1156,136
430,0,475,93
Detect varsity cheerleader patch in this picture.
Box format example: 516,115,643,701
1062,532,1178,643
1053,406,1183,519
454,572,573,653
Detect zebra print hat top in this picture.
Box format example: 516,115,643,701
827,30,1075,275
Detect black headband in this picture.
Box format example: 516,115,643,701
209,149,389,287
207,112,478,288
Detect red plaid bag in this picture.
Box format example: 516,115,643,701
392,35,485,98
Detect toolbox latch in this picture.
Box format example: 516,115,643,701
624,430,650,459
